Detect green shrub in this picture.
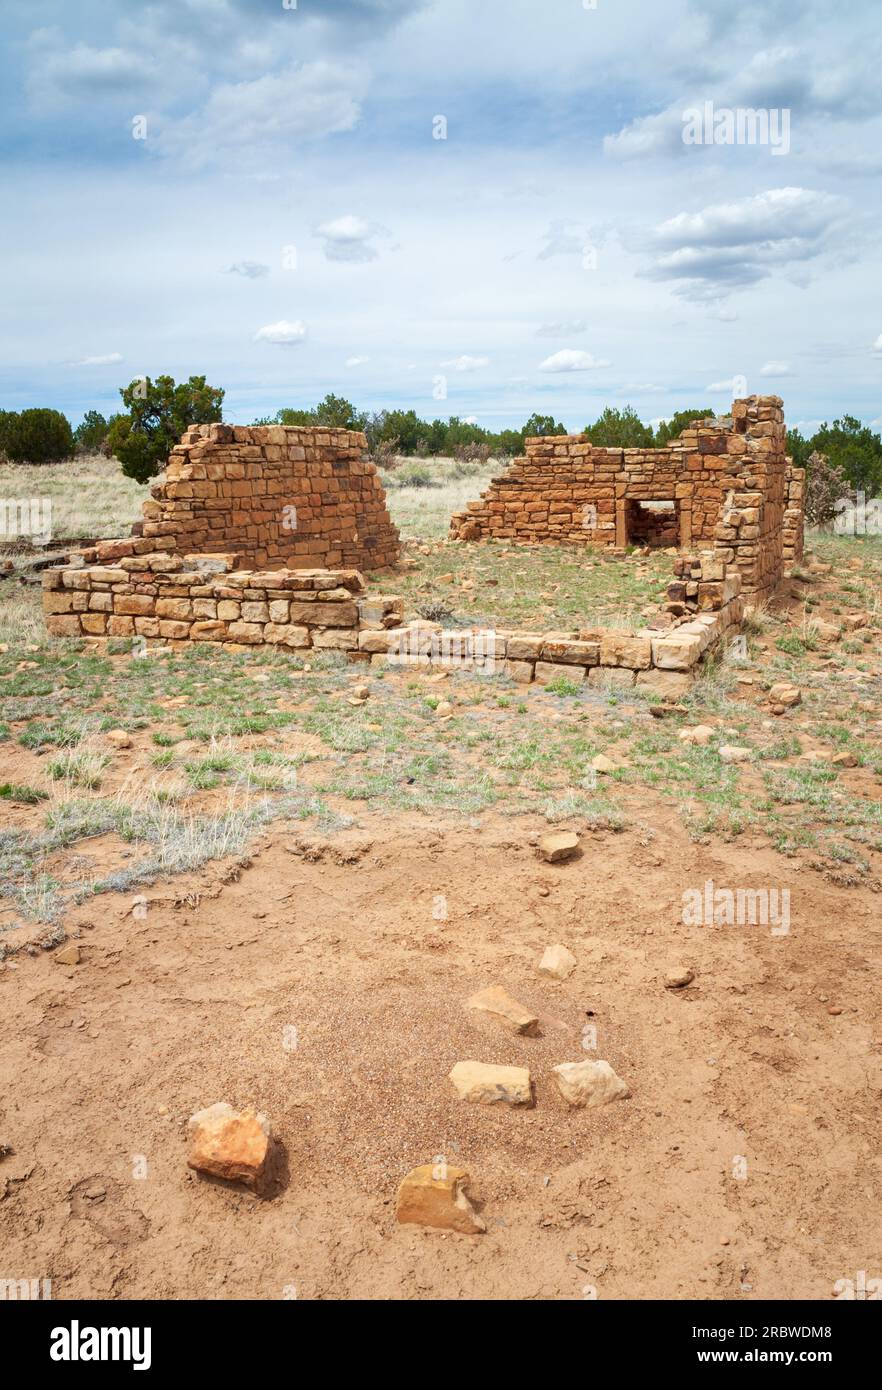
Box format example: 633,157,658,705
0,408,75,463
108,374,224,483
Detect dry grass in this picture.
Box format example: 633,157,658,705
0,452,148,549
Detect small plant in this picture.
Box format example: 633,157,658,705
0,783,48,804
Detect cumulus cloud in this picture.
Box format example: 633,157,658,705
225,261,270,279
440,355,490,372
345,355,370,366
26,33,154,105
706,378,740,393
873,334,882,356
760,360,793,376
315,214,385,263
539,350,610,373
253,320,307,346
68,353,124,367
643,187,846,300
156,63,364,168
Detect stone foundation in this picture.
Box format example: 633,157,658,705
43,548,742,690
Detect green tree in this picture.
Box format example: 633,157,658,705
313,394,364,430
108,375,224,483
522,413,566,438
654,408,711,448
379,409,425,454
786,428,812,470
1,408,75,463
74,410,109,452
808,416,882,495
274,407,316,426
583,405,654,448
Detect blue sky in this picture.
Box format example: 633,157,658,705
1,0,880,435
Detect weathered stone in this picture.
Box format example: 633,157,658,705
553,1059,630,1108
396,1163,485,1234
187,1102,272,1192
538,944,576,980
105,729,132,750
448,1061,532,1106
466,985,539,1036
538,831,580,863
719,745,752,763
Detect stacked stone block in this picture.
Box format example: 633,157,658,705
450,397,800,597
783,463,806,566
141,423,400,573
43,547,741,691
41,545,401,653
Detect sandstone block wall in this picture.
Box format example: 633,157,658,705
44,548,742,690
783,463,806,566
42,544,399,652
140,423,400,573
450,396,800,597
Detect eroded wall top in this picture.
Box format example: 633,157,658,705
140,423,400,573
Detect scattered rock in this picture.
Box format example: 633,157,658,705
105,729,133,750
435,700,454,720
719,745,751,764
466,985,539,1036
769,682,802,708
53,943,81,966
348,683,370,706
679,725,715,746
832,751,858,769
396,1163,485,1234
538,831,580,864
538,943,576,980
552,1059,630,1109
591,754,620,774
664,966,695,990
187,1102,273,1192
448,1061,532,1106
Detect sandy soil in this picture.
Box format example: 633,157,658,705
2,800,880,1301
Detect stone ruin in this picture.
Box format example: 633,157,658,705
42,400,804,694
451,395,805,597
140,423,400,573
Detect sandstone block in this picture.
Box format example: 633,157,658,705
396,1163,485,1234
448,1061,532,1106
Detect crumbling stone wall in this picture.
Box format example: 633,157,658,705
140,423,399,573
450,396,800,597
783,462,805,566
43,547,741,692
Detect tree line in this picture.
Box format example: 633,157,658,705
2,378,882,511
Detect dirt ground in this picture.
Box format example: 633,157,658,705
2,799,880,1301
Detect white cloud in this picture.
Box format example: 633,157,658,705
706,378,739,393
760,360,793,377
68,352,124,367
539,350,610,373
157,62,364,168
644,187,846,300
440,355,490,372
253,320,307,346
315,214,384,263
873,334,882,355
345,355,370,367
